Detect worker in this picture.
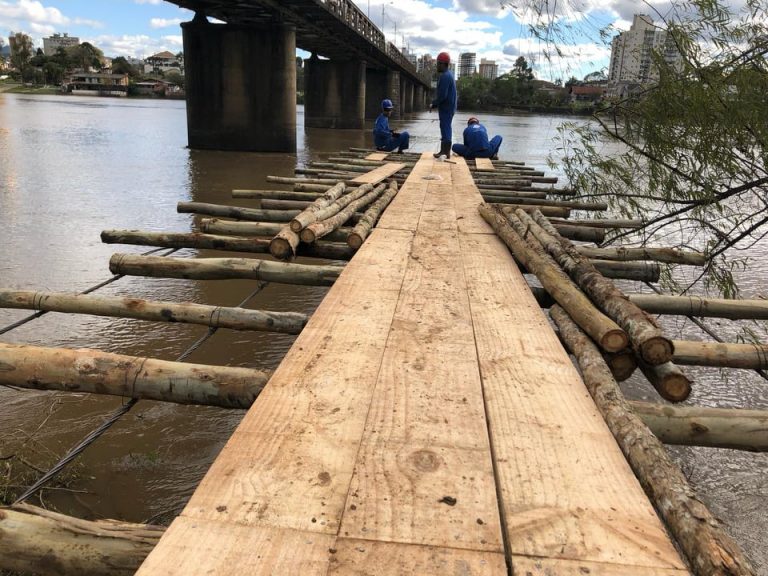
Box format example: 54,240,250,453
452,117,503,160
373,98,409,153
429,51,457,158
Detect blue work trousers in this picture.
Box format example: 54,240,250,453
452,135,503,159
438,110,454,144
377,131,410,152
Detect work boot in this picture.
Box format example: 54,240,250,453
433,141,451,159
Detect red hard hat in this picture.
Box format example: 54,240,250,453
467,116,479,125
436,52,450,64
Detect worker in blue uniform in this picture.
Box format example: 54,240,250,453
373,99,409,153
452,117,503,160
429,51,457,158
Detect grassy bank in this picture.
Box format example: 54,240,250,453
2,84,60,95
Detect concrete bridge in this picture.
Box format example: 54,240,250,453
166,0,432,152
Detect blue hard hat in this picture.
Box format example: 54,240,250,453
381,99,394,109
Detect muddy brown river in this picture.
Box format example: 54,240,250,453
0,94,765,571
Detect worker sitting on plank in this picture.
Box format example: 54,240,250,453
452,117,503,160
373,99,410,153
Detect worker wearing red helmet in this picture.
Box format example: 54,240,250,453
452,117,503,160
429,51,457,158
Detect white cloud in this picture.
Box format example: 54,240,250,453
89,33,179,58
150,17,183,29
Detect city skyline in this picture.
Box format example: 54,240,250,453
1,0,661,79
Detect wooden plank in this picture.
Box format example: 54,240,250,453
350,162,406,185
475,157,495,171
338,160,504,553
171,228,414,538
450,157,495,235
329,539,507,575
458,229,686,570
511,556,690,575
136,517,335,576
365,152,388,161
376,152,432,232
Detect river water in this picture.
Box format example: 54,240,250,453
0,94,765,571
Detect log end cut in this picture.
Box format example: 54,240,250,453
347,233,363,250
604,350,637,382
640,336,675,366
601,329,630,353
269,237,294,261
659,374,692,403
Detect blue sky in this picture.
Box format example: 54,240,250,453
0,0,650,80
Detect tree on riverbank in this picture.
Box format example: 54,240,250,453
9,32,33,82
457,55,554,110
509,0,768,297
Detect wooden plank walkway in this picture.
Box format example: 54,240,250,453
475,157,495,170
136,154,688,575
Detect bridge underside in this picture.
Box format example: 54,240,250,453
169,1,430,152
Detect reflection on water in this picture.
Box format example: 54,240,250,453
0,94,765,570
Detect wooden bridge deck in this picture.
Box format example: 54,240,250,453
136,154,688,575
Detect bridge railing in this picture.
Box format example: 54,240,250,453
319,0,419,78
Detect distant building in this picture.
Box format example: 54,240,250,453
608,14,682,95
569,84,605,105
458,52,476,78
400,46,417,67
67,72,129,97
144,51,184,75
478,58,498,80
417,53,435,76
43,33,79,56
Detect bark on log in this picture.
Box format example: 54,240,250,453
348,181,399,249
548,217,644,229
0,290,308,334
109,254,341,286
672,340,768,370
261,199,313,210
638,359,692,402
177,202,299,223
200,219,352,244
484,195,608,211
478,203,628,352
576,246,706,266
291,183,373,233
101,230,353,261
0,503,165,576
628,400,768,452
550,305,756,576
232,189,322,201
293,182,340,193
551,223,606,243
301,183,385,243
476,190,548,199
497,204,571,218
525,209,672,365
589,259,661,282
627,294,768,320
0,342,270,408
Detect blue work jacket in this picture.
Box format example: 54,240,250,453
373,113,393,148
463,123,491,155
431,70,457,114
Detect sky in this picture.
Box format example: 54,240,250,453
0,0,690,80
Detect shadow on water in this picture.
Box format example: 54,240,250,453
0,94,766,571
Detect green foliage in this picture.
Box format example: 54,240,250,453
164,70,184,88
457,75,493,109
9,32,33,78
507,0,768,296
112,56,140,78
67,42,104,71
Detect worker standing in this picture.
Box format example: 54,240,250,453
452,117,503,160
373,98,410,153
429,52,457,159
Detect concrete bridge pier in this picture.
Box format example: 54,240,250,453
414,84,424,111
364,68,387,119
304,56,366,129
181,15,296,152
386,70,401,120
399,78,414,114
